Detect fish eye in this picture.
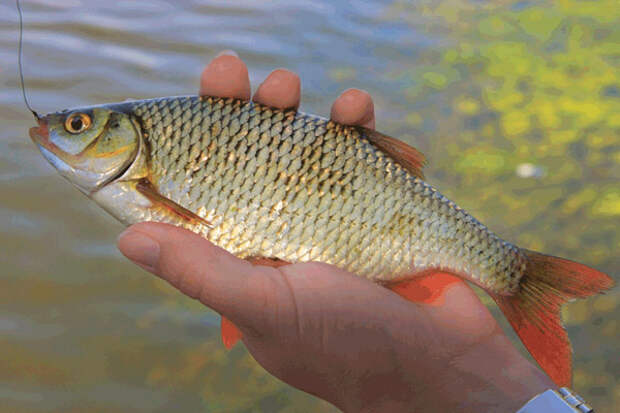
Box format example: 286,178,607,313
64,113,92,134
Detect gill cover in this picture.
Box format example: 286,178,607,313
29,107,141,194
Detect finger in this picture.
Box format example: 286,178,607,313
330,88,375,129
386,271,497,345
199,50,251,100
424,279,499,348
252,68,301,110
118,222,267,322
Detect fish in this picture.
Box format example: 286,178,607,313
29,94,613,387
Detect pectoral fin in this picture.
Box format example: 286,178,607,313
135,178,213,228
246,256,291,267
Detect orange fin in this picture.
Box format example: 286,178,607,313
135,178,213,228
359,127,426,179
246,256,291,267
492,250,614,387
221,316,243,349
388,272,462,306
220,257,290,349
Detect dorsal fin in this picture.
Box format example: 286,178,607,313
358,127,426,179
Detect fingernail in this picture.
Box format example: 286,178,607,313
215,49,238,58
118,229,160,270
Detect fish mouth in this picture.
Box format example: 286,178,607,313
29,118,80,167
29,118,69,169
29,118,56,154
29,118,90,194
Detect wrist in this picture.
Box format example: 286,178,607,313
453,333,557,412
342,334,556,413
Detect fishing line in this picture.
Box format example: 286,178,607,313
16,0,39,120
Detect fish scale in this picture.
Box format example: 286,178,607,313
130,95,526,291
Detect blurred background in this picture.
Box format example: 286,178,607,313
0,0,618,411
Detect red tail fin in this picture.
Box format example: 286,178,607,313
492,250,614,387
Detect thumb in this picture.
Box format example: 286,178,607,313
117,222,275,327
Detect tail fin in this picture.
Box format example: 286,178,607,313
492,250,614,387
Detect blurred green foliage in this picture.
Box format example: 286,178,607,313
385,0,619,262
383,0,619,410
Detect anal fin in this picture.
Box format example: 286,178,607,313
387,271,462,306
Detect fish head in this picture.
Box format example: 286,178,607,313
29,107,142,195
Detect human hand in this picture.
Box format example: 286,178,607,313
117,52,556,412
